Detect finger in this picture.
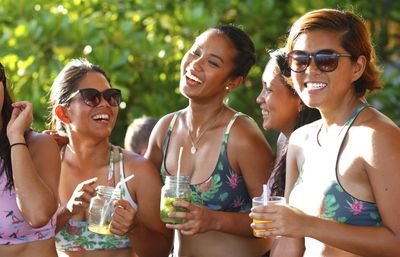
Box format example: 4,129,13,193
109,222,126,235
114,199,134,211
173,199,191,208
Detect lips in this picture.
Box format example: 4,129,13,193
92,113,110,121
304,82,327,90
185,70,203,87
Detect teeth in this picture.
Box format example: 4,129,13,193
186,72,203,84
93,114,110,120
306,82,327,89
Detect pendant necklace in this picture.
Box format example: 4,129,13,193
187,107,224,154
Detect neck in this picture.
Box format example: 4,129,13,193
66,135,110,164
319,98,364,128
186,104,225,133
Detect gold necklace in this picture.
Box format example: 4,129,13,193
187,107,225,154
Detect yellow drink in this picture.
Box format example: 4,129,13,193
252,219,272,237
88,224,112,235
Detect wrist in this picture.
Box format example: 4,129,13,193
10,142,28,149
209,210,220,231
9,137,26,145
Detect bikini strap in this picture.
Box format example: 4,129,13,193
107,145,115,186
225,112,247,135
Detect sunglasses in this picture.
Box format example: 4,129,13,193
288,49,353,73
67,88,122,107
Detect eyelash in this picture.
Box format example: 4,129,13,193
190,50,220,68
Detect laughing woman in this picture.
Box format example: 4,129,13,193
0,63,60,257
146,24,274,257
250,9,400,257
49,59,172,257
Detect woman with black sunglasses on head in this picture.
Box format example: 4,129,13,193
0,63,60,257
250,9,400,257
48,58,172,257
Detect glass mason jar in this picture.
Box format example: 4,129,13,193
88,185,121,235
160,175,192,224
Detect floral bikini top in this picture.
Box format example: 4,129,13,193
290,103,383,226
55,145,137,251
0,159,56,245
161,111,252,212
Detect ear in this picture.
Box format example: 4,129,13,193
55,105,71,124
351,55,367,83
225,76,244,91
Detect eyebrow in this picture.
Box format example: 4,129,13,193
193,43,224,63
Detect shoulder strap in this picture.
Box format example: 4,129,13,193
107,145,115,186
225,112,246,135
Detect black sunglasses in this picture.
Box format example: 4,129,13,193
288,49,353,73
66,88,122,107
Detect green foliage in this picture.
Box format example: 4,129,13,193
0,0,398,146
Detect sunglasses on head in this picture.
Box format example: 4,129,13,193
67,88,122,107
288,49,353,73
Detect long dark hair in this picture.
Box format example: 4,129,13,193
267,50,321,196
271,107,321,196
0,63,18,190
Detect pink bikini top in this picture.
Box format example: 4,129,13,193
0,159,56,245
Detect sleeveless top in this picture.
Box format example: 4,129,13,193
161,111,252,212
290,103,383,226
0,158,56,245
55,145,137,251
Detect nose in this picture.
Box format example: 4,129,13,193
256,87,266,104
97,94,110,107
305,55,322,74
188,55,204,72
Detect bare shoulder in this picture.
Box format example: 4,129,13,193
26,130,59,155
123,149,160,179
354,107,400,150
229,113,270,148
290,119,321,145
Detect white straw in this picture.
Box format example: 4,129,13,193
263,184,268,205
99,174,135,226
115,174,135,190
176,147,184,194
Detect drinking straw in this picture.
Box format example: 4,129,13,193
263,184,268,205
114,174,135,192
176,147,183,195
99,174,135,226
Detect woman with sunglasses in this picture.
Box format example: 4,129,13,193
0,63,60,257
250,9,400,257
49,59,172,257
145,24,274,256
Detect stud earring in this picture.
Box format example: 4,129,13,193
225,86,230,91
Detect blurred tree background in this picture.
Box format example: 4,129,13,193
0,0,399,146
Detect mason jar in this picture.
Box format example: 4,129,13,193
160,175,192,224
88,185,121,235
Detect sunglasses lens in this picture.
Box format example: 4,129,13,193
81,89,101,107
315,51,339,72
103,89,121,107
289,51,309,72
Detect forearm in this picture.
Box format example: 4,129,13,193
210,210,254,237
306,215,400,257
129,224,172,257
12,145,57,226
55,206,73,233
